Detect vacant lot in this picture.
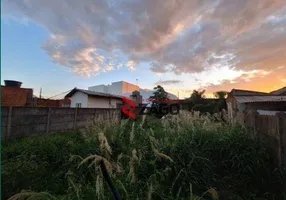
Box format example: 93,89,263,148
2,111,285,200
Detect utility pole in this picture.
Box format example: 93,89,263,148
39,88,42,99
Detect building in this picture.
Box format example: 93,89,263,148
34,98,71,107
226,87,286,118
88,81,178,101
270,86,286,95
65,88,123,108
88,81,139,96
1,80,33,107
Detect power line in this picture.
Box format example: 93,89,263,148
46,89,73,100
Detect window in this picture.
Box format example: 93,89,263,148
75,103,82,108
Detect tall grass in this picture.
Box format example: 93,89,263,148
2,111,285,200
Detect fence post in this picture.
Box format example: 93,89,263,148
46,108,51,133
276,115,283,168
6,106,12,141
282,115,286,168
277,113,285,168
73,107,78,130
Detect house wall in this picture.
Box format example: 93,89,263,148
245,102,286,111
87,96,122,108
109,81,123,95
1,86,33,106
88,81,139,96
88,84,108,93
122,81,139,94
71,92,88,107
36,98,71,107
237,102,246,112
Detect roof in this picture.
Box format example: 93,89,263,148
235,96,286,103
65,88,123,99
270,86,286,95
229,89,269,96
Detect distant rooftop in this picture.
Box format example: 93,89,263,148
65,88,123,99
235,96,286,103
229,89,269,96
270,86,286,95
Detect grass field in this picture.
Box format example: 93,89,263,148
2,111,285,200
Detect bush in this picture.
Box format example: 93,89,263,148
2,112,285,200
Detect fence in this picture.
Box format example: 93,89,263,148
241,112,286,168
1,107,120,141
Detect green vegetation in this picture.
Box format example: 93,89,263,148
2,112,285,200
185,90,228,114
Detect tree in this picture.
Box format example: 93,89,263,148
149,85,169,103
213,91,228,113
213,91,228,99
149,85,169,118
130,90,142,105
190,90,206,104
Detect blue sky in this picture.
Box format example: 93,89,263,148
2,0,286,98
1,19,161,98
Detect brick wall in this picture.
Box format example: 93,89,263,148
35,98,71,107
1,86,33,106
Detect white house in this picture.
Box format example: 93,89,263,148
65,88,123,108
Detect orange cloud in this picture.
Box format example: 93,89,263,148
203,67,286,94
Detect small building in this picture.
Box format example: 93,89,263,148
65,88,123,108
88,81,139,96
34,97,71,107
226,88,286,118
1,80,33,107
270,86,286,96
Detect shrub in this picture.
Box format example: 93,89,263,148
2,111,285,200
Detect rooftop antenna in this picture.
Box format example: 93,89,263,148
136,79,138,87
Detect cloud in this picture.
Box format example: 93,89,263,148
203,66,286,93
2,0,286,80
155,80,182,85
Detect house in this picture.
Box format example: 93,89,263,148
226,87,286,118
270,86,286,95
34,97,71,107
1,80,33,107
65,88,123,108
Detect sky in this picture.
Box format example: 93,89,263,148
2,0,286,99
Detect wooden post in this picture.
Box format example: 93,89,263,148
251,112,259,136
73,107,78,130
282,115,286,168
46,108,51,133
6,106,12,141
277,115,283,168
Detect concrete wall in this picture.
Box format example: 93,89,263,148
71,92,88,108
122,81,139,94
110,81,123,95
88,84,108,93
88,81,139,96
87,96,122,108
1,106,120,141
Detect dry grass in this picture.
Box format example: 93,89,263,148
3,110,284,200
